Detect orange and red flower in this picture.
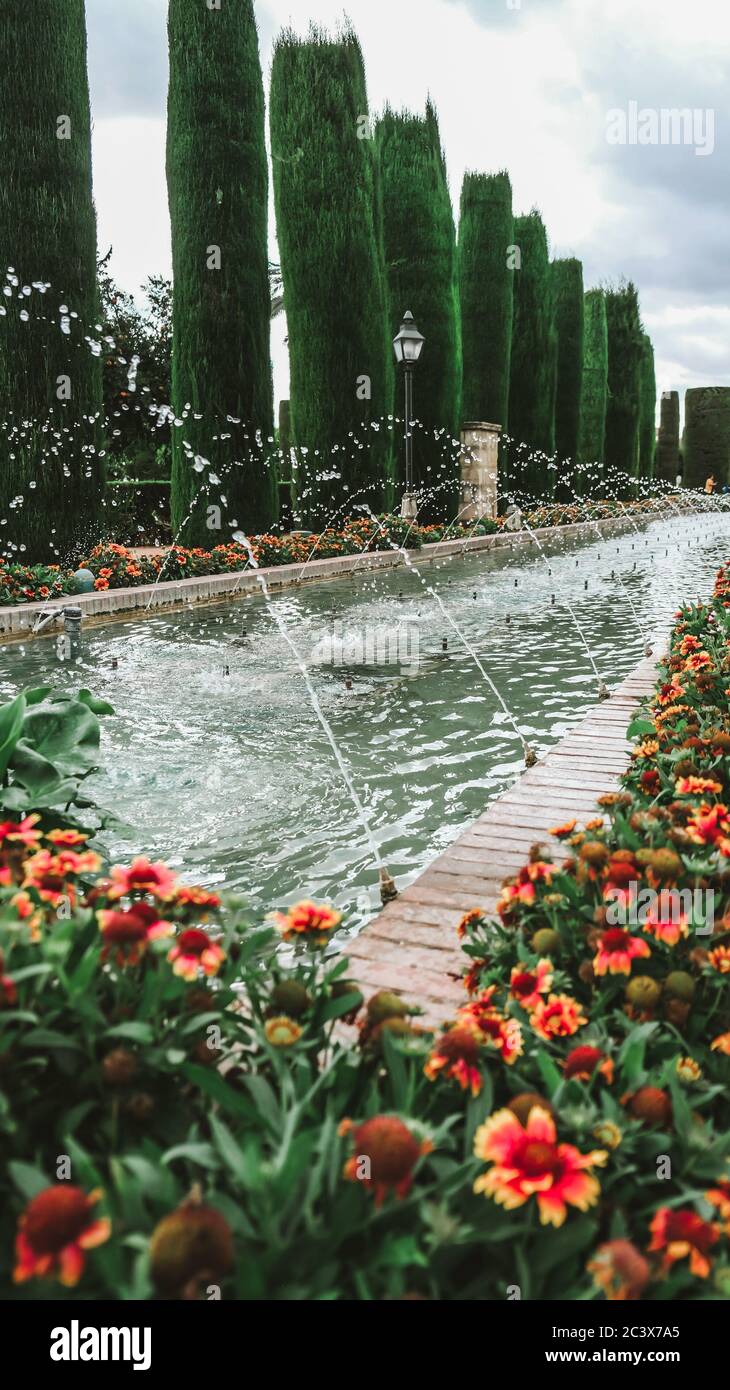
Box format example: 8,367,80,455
267,899,341,945
98,905,174,966
167,927,225,981
642,907,688,947
509,958,553,1011
588,1240,650,1301
424,1020,486,1096
563,1045,613,1084
675,776,723,798
593,928,651,977
13,1186,110,1287
647,1207,719,1279
341,1115,432,1207
0,814,42,852
530,993,587,1041
473,1105,607,1227
107,858,178,901
460,989,524,1065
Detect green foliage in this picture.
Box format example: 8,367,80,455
604,282,644,488
458,170,514,447
550,259,584,491
578,289,608,476
270,24,394,523
0,687,114,833
166,0,275,544
377,102,461,520
638,333,657,479
507,211,557,495
97,261,172,473
0,1,103,563
682,387,730,490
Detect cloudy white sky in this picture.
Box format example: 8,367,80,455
86,0,729,420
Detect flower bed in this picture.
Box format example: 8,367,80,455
2,573,730,1300
0,493,703,608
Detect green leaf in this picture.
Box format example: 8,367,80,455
0,693,26,779
77,689,115,716
180,1063,256,1118
626,718,655,739
105,1021,155,1044
8,1161,49,1200
161,1141,218,1169
537,1050,563,1095
209,1113,249,1183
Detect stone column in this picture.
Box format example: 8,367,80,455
459,421,501,521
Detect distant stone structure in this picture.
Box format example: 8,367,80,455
655,391,680,483
682,387,730,489
459,421,500,521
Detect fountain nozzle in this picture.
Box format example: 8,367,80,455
379,867,399,904
597,681,611,701
524,744,537,767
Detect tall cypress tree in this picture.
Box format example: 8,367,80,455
507,210,556,496
270,24,393,523
604,282,643,488
550,259,584,484
0,1,103,562
578,289,608,480
167,0,275,544
638,332,656,479
458,171,514,432
377,101,460,519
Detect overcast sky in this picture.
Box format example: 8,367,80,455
86,0,729,419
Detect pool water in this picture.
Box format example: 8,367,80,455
3,510,729,937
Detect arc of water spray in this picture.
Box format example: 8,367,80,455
231,530,395,902
359,506,535,764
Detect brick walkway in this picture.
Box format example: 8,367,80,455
347,654,658,1028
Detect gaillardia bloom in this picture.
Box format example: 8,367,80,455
456,907,485,939
530,993,587,1041
593,928,651,977
563,1045,613,1084
13,1186,110,1287
108,857,178,901
648,1207,719,1278
509,958,553,1011
424,1021,486,1096
341,1115,432,1207
473,1106,607,1227
642,908,688,947
264,1015,303,1047
98,905,174,966
168,928,226,981
588,1240,650,1301
460,990,524,1065
268,899,341,946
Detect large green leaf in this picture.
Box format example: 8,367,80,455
0,692,26,779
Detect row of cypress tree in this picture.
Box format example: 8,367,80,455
0,5,657,558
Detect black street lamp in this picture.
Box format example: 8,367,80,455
392,310,425,520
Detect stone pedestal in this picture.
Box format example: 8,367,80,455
459,422,501,521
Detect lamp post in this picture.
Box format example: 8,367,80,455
392,310,425,520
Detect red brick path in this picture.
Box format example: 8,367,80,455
347,655,658,1029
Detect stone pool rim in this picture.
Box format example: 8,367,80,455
0,511,695,643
